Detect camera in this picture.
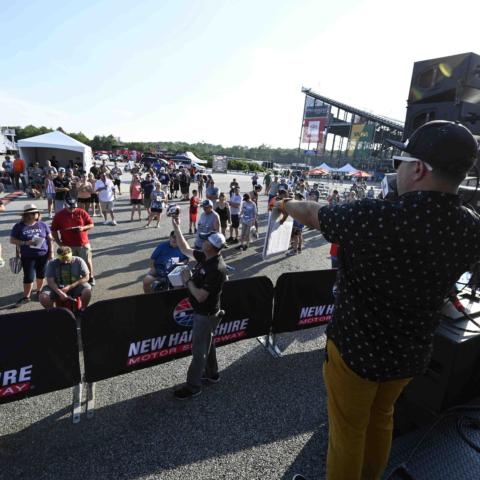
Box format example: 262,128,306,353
167,204,180,217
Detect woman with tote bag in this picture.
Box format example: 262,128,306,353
9,204,54,305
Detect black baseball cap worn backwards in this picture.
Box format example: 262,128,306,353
387,120,478,180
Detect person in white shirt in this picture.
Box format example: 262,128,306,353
95,173,117,225
226,186,242,244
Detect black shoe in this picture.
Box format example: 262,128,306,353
235,245,243,250
201,373,220,384
232,238,239,244
226,237,234,243
242,245,248,251
88,277,96,286
173,386,201,400
16,297,31,305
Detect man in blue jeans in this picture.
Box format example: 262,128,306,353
171,216,227,400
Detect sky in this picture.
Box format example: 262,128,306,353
0,0,478,148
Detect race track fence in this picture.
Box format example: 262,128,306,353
1,270,336,422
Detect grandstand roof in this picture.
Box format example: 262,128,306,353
302,88,405,132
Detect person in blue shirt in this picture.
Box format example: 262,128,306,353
142,231,188,293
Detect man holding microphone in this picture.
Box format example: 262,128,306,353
171,212,227,400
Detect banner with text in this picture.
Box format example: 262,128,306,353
272,269,338,333
302,117,328,145
82,277,274,383
0,308,81,404
212,155,228,173
348,123,375,158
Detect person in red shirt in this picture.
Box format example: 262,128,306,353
189,189,200,234
51,197,96,285
12,154,26,191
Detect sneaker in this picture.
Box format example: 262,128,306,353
173,386,201,400
242,245,248,251
201,373,220,384
286,249,297,257
235,245,243,250
88,277,96,286
226,237,234,243
16,297,31,305
111,220,117,226
103,221,109,225
0,258,4,268
232,238,239,244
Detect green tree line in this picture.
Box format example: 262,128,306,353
11,125,299,164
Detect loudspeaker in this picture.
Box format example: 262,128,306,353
405,101,480,136
408,52,480,104
404,52,480,137
395,299,480,432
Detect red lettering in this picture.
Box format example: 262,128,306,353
126,346,182,366
0,382,31,397
214,330,247,343
298,315,332,326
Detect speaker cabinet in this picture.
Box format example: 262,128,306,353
405,101,480,136
404,52,480,137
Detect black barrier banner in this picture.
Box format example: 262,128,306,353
82,276,274,383
272,269,337,333
0,308,80,404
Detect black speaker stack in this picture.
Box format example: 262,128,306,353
404,52,480,138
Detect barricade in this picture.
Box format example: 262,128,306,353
261,269,337,356
0,308,82,423
81,276,274,416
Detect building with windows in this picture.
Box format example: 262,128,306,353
299,88,404,174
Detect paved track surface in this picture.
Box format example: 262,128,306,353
0,171,353,479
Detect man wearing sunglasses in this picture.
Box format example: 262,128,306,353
276,120,480,480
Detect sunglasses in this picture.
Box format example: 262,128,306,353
392,155,433,172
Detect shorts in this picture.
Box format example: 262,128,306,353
150,208,163,213
113,179,121,187
130,198,142,205
70,245,92,265
144,197,152,209
46,192,56,200
220,219,228,229
190,214,198,223
77,197,90,204
100,201,114,212
21,255,49,284
41,283,91,300
231,214,240,229
54,199,65,212
90,193,99,204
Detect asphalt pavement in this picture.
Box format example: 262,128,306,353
0,171,338,480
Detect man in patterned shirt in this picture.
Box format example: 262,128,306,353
278,121,480,480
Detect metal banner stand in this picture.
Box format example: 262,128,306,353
86,383,96,419
257,333,282,358
72,383,82,424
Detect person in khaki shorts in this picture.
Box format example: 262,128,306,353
51,197,96,286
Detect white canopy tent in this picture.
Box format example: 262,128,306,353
319,162,334,171
335,163,358,173
185,151,207,165
18,131,93,173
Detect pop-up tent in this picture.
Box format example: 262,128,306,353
18,131,93,173
319,162,333,171
336,163,358,174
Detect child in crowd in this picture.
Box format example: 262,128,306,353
189,189,200,234
215,192,231,237
145,182,166,228
287,192,305,256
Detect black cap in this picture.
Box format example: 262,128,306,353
387,121,478,179
65,197,77,208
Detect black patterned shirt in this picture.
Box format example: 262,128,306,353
318,191,480,381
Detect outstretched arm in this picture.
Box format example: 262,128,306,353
273,199,321,230
171,216,195,259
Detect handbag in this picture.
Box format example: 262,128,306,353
9,246,22,274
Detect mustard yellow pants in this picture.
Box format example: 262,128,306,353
323,340,412,480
